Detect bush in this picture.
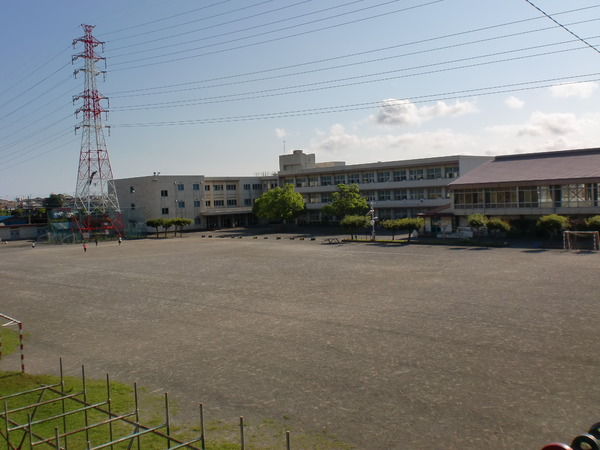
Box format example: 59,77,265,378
486,217,511,234
467,214,488,229
585,215,600,232
536,214,569,239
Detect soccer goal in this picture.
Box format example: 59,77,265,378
563,231,600,251
0,313,25,373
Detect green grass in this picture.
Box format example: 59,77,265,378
0,371,353,449
0,327,21,357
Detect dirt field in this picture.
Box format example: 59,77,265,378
1,233,599,449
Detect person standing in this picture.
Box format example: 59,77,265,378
118,236,122,245
83,242,88,253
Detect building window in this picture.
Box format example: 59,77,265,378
214,184,223,191
377,190,391,201
410,189,425,200
129,186,135,193
161,208,169,214
334,174,346,185
244,198,252,206
161,190,168,197
409,168,424,180
377,172,390,183
347,173,360,184
194,200,201,207
394,189,408,200
243,184,251,190
321,175,333,186
214,200,224,207
427,188,443,199
226,184,237,191
205,200,211,207
364,191,376,201
308,176,319,187
130,203,136,210
321,193,331,203
445,166,459,178
363,172,375,183
427,167,442,179
393,170,407,181
193,183,200,190
177,184,184,191
309,193,320,203
227,199,237,206
252,183,262,190
205,185,211,191
177,201,185,208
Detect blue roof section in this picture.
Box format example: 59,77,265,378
0,215,14,222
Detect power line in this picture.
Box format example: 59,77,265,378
105,5,600,96
112,74,600,127
110,37,598,111
109,0,444,71
108,0,313,52
108,18,600,101
523,0,600,55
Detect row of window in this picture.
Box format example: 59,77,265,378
161,198,259,212
454,184,600,209
303,188,447,204
283,166,459,187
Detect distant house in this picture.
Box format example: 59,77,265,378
0,216,47,242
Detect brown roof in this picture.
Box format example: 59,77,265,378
449,148,600,188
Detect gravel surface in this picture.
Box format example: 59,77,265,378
1,233,599,449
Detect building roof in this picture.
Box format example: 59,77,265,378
449,148,600,188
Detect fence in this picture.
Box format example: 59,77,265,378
1,359,294,449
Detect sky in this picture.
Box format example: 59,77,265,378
1,0,600,199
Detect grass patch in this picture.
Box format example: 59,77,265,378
0,371,352,449
0,327,21,357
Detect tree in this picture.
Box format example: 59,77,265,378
321,184,369,219
536,214,569,239
340,215,370,239
486,217,511,235
400,217,424,242
252,184,305,223
162,218,175,237
146,218,165,238
380,219,403,240
171,217,193,236
42,194,65,209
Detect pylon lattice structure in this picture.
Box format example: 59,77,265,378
72,24,124,239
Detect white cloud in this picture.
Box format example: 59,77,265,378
550,82,598,98
505,96,524,109
313,124,361,153
517,112,580,136
486,112,580,137
310,124,477,160
372,98,478,126
274,128,287,139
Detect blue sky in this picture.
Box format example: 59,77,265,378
1,0,600,199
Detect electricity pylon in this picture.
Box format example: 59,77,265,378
72,24,123,239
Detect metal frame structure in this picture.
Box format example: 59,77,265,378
563,230,600,251
0,359,295,449
72,24,124,239
0,314,25,373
